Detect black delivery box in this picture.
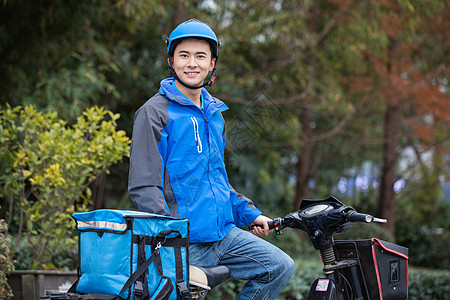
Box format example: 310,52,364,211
334,238,409,300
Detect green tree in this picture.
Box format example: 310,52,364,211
204,0,385,212
199,0,449,241
0,0,174,207
349,0,450,235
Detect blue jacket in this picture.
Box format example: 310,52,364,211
128,78,262,243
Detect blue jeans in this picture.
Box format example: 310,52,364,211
189,226,295,300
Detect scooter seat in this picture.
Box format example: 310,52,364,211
189,265,231,290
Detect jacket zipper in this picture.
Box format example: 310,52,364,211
190,117,202,153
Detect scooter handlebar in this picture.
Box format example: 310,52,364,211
345,211,387,223
346,211,374,223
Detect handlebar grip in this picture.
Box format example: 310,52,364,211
346,211,374,223
248,218,283,235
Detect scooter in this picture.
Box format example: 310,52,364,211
251,196,409,300
42,196,408,299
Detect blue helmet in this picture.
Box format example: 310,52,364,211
167,19,219,58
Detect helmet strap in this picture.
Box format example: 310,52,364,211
168,56,218,90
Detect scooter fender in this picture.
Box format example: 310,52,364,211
307,278,342,300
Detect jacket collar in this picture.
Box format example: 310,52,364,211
159,78,228,112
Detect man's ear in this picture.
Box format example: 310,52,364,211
209,58,216,71
167,57,171,66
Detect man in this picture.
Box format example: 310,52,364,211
128,19,294,299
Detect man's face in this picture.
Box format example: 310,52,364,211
169,38,216,88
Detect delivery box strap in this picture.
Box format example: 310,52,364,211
119,246,163,295
132,235,188,248
132,230,188,249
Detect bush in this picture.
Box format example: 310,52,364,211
396,223,450,270
278,258,323,300
0,219,14,300
0,104,130,270
408,267,450,300
12,233,78,271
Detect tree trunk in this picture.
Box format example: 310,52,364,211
294,102,314,211
171,1,189,29
378,38,401,237
293,102,315,242
378,103,399,236
294,1,320,212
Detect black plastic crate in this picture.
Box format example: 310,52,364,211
335,238,409,300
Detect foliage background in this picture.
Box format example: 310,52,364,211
0,0,449,298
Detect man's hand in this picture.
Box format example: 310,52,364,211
250,215,273,236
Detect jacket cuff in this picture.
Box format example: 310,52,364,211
244,208,263,226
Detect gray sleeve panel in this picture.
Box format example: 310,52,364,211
229,184,257,210
219,111,226,138
128,94,172,216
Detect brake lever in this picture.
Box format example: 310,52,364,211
372,217,387,223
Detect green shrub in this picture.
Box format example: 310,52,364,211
278,258,323,300
396,223,450,270
0,104,130,270
12,233,78,271
261,228,318,260
408,267,450,300
0,219,14,300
